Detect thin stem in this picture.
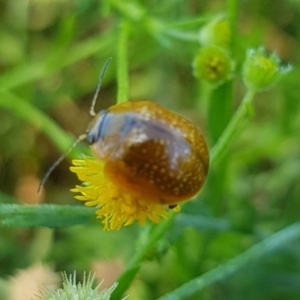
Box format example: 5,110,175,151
0,204,94,227
227,0,239,52
156,222,300,300
117,19,130,103
28,228,54,264
210,89,256,163
111,213,176,300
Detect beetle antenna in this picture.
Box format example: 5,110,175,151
38,133,87,193
90,57,112,117
39,58,112,192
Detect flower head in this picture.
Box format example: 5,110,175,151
242,47,292,91
193,45,233,86
70,157,178,231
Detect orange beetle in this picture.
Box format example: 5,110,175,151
39,59,209,204
87,100,209,205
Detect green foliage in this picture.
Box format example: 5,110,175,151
0,0,300,300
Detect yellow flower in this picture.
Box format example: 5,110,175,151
70,157,179,231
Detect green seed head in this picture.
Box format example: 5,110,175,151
242,47,292,92
193,45,233,86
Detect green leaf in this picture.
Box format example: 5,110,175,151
0,204,94,228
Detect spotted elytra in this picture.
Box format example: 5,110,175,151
88,100,209,204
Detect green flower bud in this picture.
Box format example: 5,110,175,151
193,46,233,86
242,47,292,91
199,15,231,48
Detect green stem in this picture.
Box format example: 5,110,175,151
210,89,256,163
111,213,176,300
117,20,130,103
206,82,233,216
28,228,54,264
0,204,94,227
156,222,300,300
227,0,239,52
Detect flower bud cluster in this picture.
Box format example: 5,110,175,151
193,16,290,90
193,15,233,87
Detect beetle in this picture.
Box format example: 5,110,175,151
87,100,209,204
39,58,209,204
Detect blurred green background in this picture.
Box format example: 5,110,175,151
0,0,300,299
